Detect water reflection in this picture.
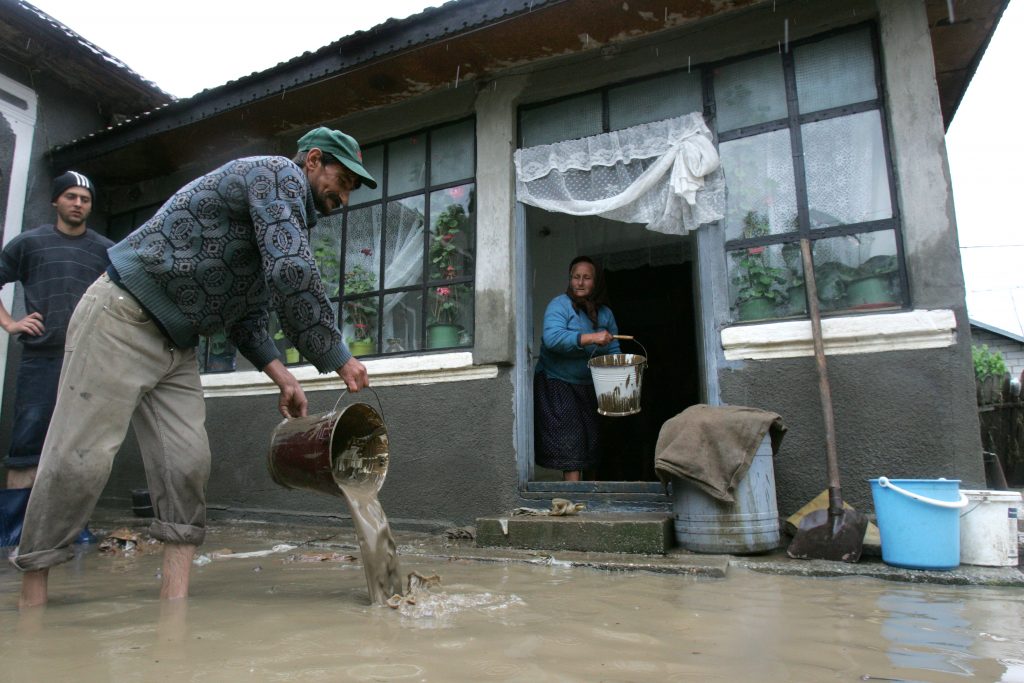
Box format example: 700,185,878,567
3,527,1023,683
879,589,976,677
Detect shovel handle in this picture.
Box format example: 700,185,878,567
800,238,845,513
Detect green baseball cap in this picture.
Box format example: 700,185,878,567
296,126,377,189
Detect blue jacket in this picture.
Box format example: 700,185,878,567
536,294,620,385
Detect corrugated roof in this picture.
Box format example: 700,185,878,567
0,0,174,117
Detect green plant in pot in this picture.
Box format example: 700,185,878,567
312,239,341,298
847,254,898,308
428,285,463,348
273,329,301,364
812,261,858,312
343,261,377,356
732,211,787,321
780,242,807,315
427,203,471,348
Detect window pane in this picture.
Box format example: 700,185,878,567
713,53,787,132
344,206,382,289
609,71,702,131
384,197,424,287
427,282,473,348
429,184,475,281
342,295,379,356
384,290,422,353
803,110,892,228
430,120,474,185
348,144,383,205
795,29,876,114
310,214,342,298
720,129,798,240
388,134,426,195
812,231,902,313
727,243,796,322
270,314,303,366
520,93,603,147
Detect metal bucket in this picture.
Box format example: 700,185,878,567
588,338,647,417
671,437,781,554
267,389,389,498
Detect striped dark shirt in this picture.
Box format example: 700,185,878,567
0,225,113,356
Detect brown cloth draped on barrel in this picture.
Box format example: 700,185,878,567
654,405,787,503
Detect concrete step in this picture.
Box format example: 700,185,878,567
476,512,673,554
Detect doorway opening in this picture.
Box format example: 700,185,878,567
525,207,702,484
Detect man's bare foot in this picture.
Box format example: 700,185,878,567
160,544,196,600
19,569,48,609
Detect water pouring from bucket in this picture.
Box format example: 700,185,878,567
268,389,402,604
588,335,647,416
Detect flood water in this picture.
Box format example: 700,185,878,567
2,523,1024,682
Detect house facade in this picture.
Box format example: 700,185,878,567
8,0,1002,530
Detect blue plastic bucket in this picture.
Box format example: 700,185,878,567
869,477,969,570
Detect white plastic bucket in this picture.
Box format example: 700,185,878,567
959,489,1021,567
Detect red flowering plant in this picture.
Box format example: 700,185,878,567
343,249,378,344
731,210,787,307
428,201,470,328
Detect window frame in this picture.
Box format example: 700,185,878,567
517,22,908,325
331,116,478,359
714,23,910,322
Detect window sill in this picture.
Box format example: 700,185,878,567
201,351,498,398
721,309,957,360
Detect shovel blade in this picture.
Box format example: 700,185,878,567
786,507,867,563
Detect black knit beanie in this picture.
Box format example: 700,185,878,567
51,171,95,202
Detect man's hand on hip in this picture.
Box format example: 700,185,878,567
3,312,44,337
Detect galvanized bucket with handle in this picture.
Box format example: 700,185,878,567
588,335,647,417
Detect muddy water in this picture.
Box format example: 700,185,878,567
338,484,403,604
3,530,1024,683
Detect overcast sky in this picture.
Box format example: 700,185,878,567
24,0,1024,333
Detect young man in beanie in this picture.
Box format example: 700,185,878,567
0,172,112,542
12,127,376,609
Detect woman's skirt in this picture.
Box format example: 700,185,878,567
534,370,600,472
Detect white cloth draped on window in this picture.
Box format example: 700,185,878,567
513,112,725,235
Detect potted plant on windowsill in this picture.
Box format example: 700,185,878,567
427,203,470,348
733,251,788,321
343,261,377,356
273,329,301,365
846,254,898,309
732,211,787,321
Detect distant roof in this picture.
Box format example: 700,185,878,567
0,0,174,118
970,319,1024,344
41,0,1008,184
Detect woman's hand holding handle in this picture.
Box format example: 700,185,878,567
582,330,614,347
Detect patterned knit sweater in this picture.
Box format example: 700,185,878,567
0,225,114,357
108,156,349,373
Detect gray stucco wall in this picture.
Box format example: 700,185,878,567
720,346,986,516
100,372,519,529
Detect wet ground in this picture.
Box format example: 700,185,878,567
2,513,1024,683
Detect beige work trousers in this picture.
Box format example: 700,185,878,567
11,274,210,572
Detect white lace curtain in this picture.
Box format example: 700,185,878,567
513,112,725,235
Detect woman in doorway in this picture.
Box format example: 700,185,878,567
535,256,621,481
